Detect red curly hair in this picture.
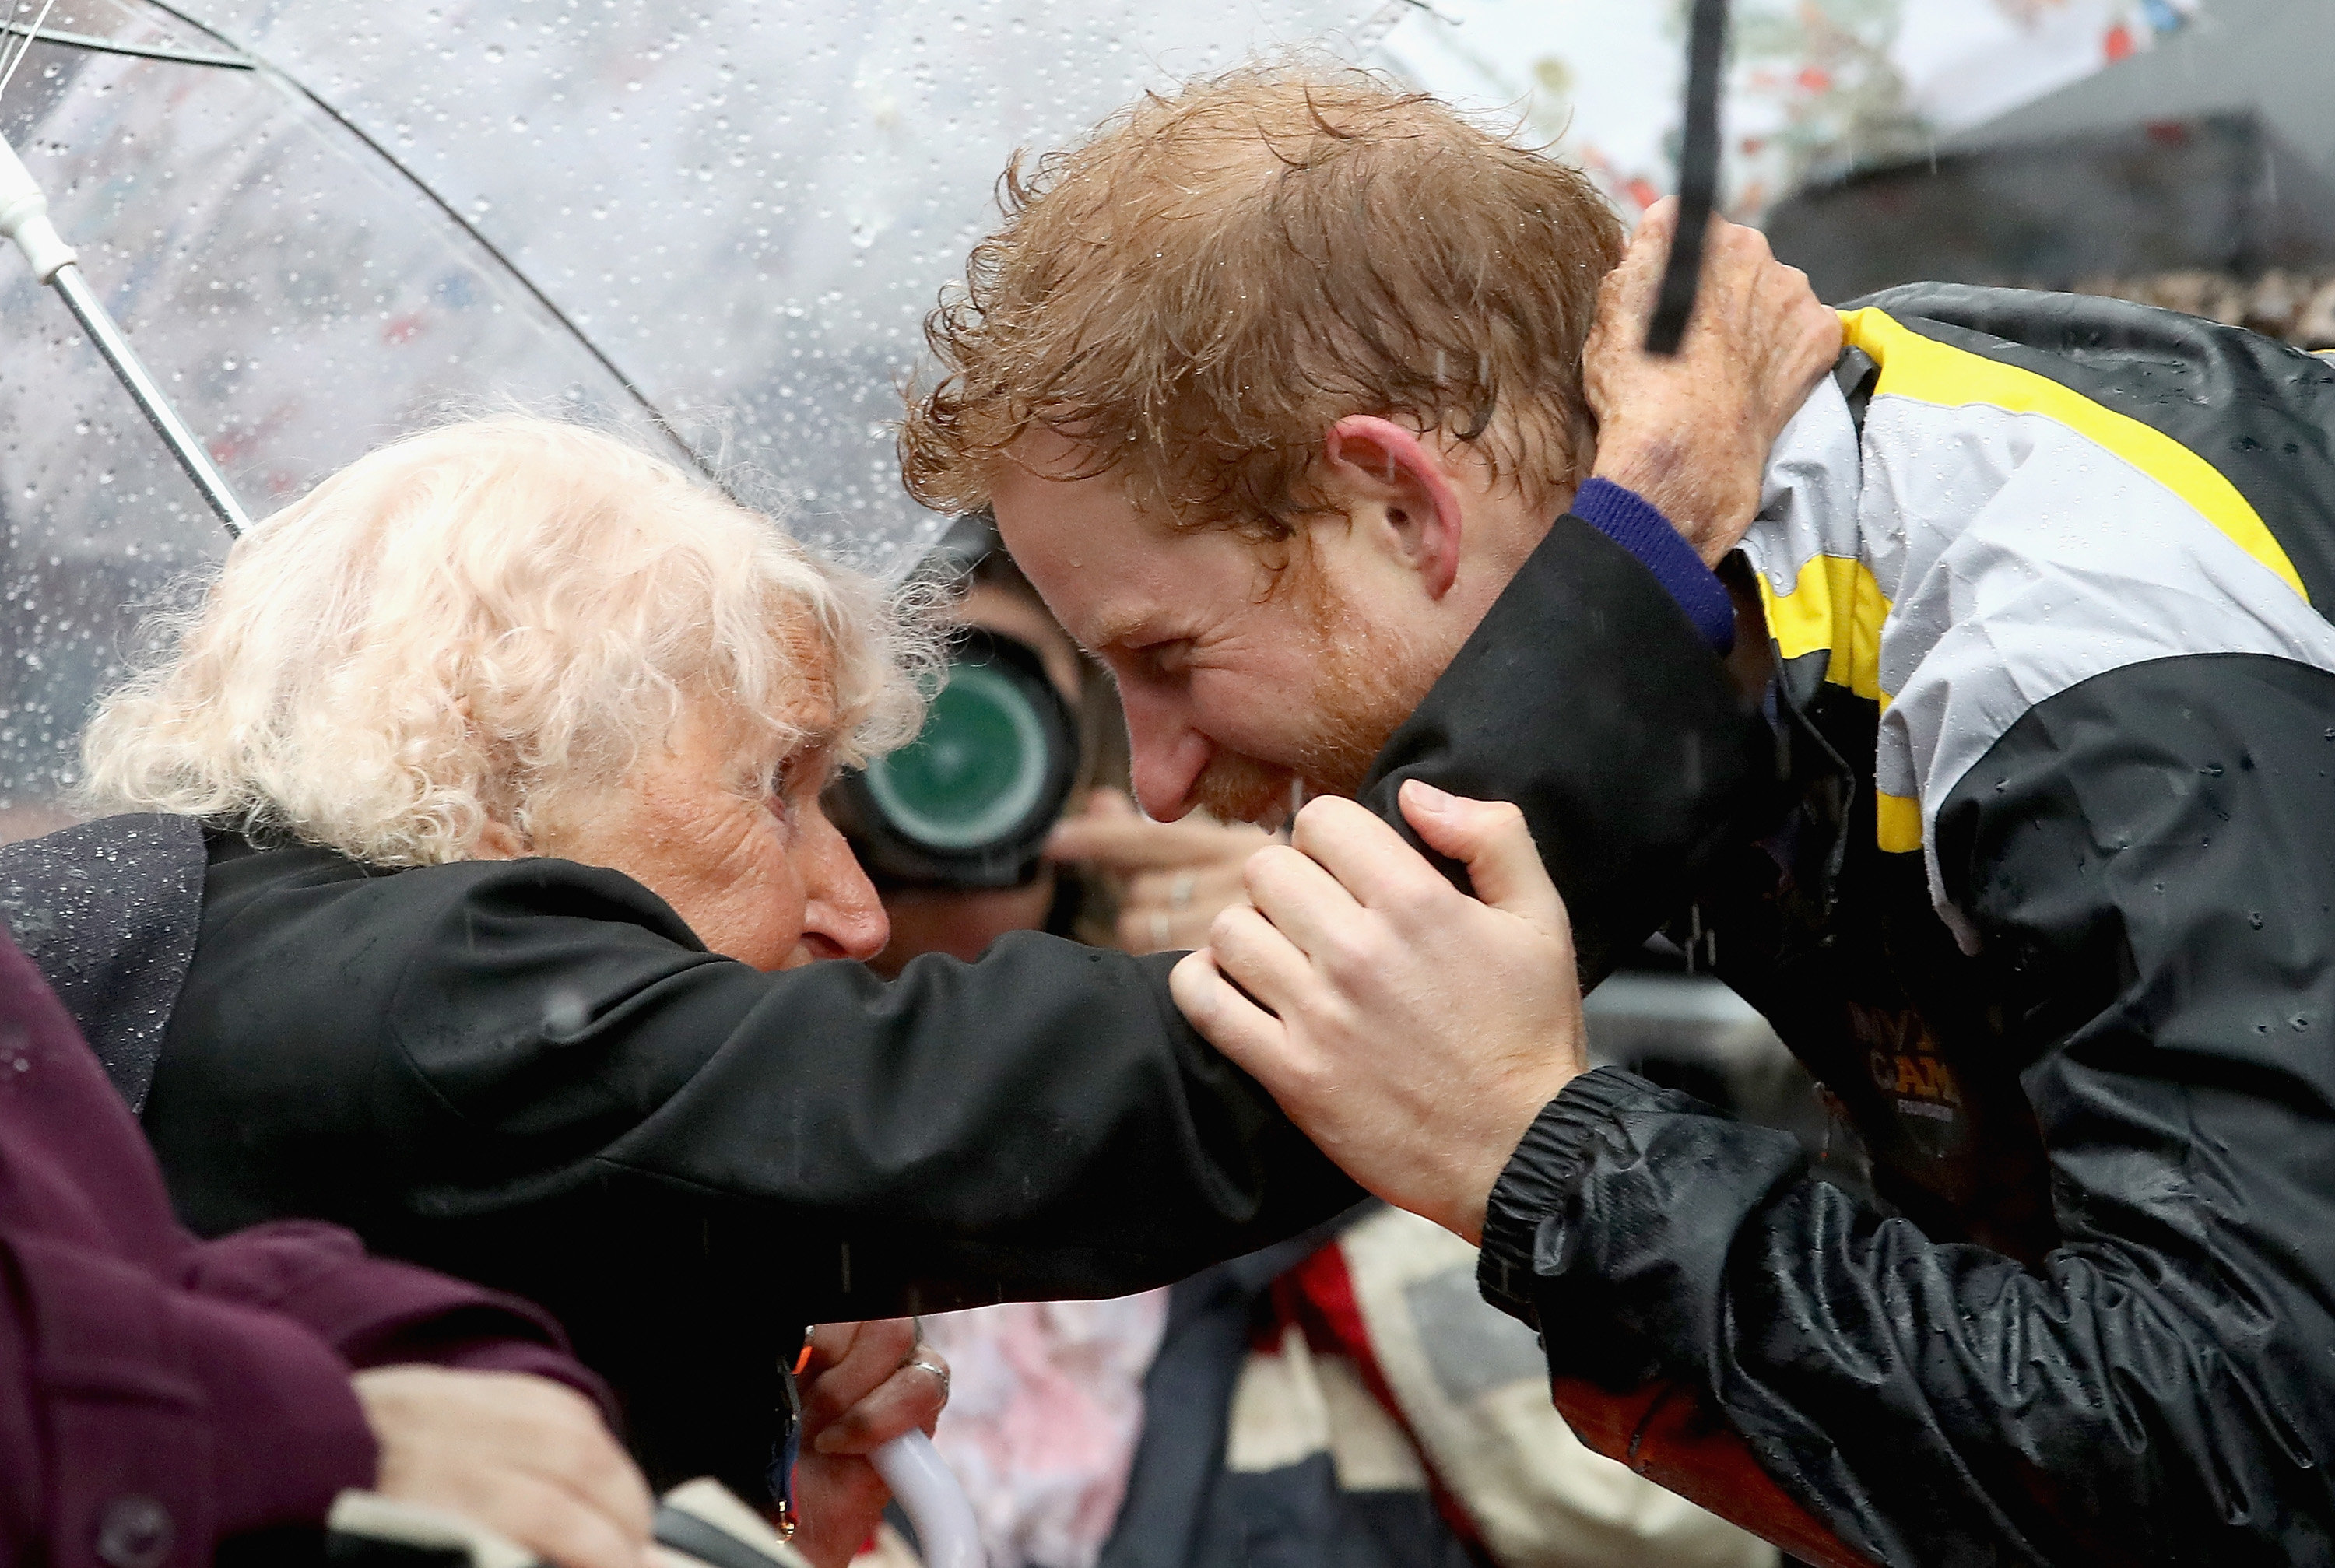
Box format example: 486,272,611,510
900,65,1625,537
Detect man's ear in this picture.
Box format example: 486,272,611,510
1320,416,1464,599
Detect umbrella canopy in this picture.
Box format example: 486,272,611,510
0,0,1397,831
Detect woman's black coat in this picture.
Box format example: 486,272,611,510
133,830,1353,1494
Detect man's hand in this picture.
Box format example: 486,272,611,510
1047,788,1271,953
353,1366,653,1568
1170,783,1588,1243
788,1319,949,1568
1585,198,1842,564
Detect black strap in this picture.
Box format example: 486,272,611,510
652,1505,790,1568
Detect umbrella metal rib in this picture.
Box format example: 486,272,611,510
0,21,249,69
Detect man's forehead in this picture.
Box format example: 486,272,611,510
1015,548,1162,654
991,460,1160,640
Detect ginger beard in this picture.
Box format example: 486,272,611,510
1189,563,1433,826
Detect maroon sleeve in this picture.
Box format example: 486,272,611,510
2,1229,376,1566
178,1219,616,1419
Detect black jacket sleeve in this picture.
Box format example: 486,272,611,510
1475,652,2335,1566
137,509,1764,1496
146,847,1357,1493
153,858,1357,1307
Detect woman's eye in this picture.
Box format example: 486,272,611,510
767,789,801,834
764,745,834,832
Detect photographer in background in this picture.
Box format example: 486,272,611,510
834,517,1265,978
834,527,1767,1568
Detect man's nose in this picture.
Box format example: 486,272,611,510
799,807,890,962
1120,687,1215,822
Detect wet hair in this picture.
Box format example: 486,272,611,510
899,64,1626,535
79,416,935,868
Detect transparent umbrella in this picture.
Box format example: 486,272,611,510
0,0,1403,833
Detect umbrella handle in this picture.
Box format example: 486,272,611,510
0,131,73,282
870,1429,981,1568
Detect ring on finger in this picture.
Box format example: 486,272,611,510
1169,871,1196,909
901,1349,950,1400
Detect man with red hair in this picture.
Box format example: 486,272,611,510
908,65,2335,1567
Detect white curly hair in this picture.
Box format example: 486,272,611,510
79,415,934,868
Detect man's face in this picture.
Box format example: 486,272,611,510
993,447,1440,825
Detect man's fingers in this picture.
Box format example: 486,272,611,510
1396,782,1568,939
1208,901,1323,1018
1285,795,1453,910
809,1356,950,1454
1171,948,1297,1079
1239,840,1361,952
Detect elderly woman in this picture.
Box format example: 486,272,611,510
12,417,1349,1540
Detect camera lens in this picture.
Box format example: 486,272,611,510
831,627,1080,889
864,658,1055,851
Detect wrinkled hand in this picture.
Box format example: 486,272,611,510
1170,783,1588,1244
1046,788,1272,954
1585,197,1842,564
353,1366,653,1568
788,1319,949,1568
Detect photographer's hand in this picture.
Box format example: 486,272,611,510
1585,198,1842,565
1047,788,1269,954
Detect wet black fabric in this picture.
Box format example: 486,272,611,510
0,812,205,1110
1360,511,1779,986
0,507,1761,1503
0,503,1765,1506
1479,653,2335,1566
135,831,1358,1497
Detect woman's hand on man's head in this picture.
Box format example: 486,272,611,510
1585,198,1843,567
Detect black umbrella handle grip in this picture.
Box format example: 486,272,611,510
1645,0,1730,356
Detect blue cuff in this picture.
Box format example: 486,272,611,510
1570,478,1735,654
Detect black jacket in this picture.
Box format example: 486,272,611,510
131,834,1345,1497
1429,288,2335,1566
0,502,1764,1503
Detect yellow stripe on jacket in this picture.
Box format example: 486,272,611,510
1839,307,2309,604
